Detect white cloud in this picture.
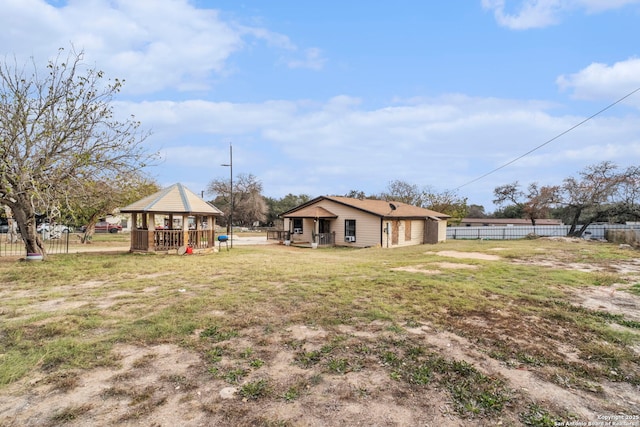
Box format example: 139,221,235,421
286,48,327,70
110,92,640,208
482,0,640,29
482,0,563,30
557,58,640,106
0,0,323,93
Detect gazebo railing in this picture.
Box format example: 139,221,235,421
155,230,184,251
131,229,213,252
188,230,211,249
132,229,150,251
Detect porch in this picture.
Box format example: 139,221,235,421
267,230,336,247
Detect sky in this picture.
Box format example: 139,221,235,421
2,0,640,212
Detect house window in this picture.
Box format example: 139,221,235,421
293,218,303,234
345,219,356,242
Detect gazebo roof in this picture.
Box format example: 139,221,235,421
120,183,223,216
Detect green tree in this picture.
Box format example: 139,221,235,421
422,187,468,224
70,175,159,243
0,48,153,257
492,205,524,219
264,193,310,226
467,204,487,218
493,182,558,225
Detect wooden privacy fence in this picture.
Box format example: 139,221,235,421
605,229,640,247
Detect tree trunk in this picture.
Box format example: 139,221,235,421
566,209,582,237
9,201,45,257
80,214,100,243
573,223,591,238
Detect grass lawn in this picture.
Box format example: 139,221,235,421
0,238,639,426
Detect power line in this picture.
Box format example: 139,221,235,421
455,86,640,190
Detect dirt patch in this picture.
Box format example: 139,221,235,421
512,258,640,275
432,250,501,261
568,284,640,323
2,319,637,426
392,262,479,275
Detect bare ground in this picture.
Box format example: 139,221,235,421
1,246,639,426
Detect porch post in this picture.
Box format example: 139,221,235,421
208,215,214,248
130,212,138,252
182,214,189,249
146,213,154,252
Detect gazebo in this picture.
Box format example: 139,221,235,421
120,183,223,253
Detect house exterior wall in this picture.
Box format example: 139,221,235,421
318,200,380,247
284,200,380,247
381,219,426,248
438,220,447,242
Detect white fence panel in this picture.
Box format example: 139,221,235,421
446,224,640,240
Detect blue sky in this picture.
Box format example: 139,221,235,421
2,0,640,211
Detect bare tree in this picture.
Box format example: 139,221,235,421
559,162,631,236
0,48,152,257
207,173,267,228
493,182,558,225
381,180,423,206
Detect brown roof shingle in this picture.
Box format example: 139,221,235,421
282,196,450,219
120,183,223,216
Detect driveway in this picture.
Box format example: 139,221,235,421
229,235,275,245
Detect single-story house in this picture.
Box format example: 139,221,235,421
279,196,450,248
457,218,563,227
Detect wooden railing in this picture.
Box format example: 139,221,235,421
317,232,335,246
154,230,184,251
131,229,213,252
131,229,149,251
188,230,211,249
267,230,290,241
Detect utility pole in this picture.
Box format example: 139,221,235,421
221,142,233,248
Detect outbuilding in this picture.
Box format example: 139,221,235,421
120,183,223,253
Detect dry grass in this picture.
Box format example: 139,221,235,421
1,238,639,425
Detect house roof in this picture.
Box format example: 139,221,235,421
284,205,338,219
281,196,450,219
120,183,223,216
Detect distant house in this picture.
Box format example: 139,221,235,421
279,196,450,248
457,218,563,227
